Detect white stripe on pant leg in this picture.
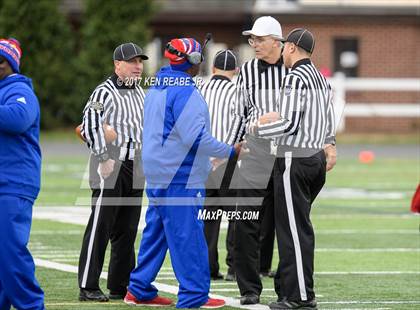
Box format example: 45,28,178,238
81,174,104,288
283,152,307,301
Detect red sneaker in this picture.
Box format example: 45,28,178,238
201,298,225,308
124,291,174,306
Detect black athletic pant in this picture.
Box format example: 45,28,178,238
204,158,237,276
78,148,144,294
259,195,275,274
234,135,276,297
273,150,326,302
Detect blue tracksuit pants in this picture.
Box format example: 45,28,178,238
0,195,44,310
128,184,210,308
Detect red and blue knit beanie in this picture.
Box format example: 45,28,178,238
164,38,201,71
0,38,22,73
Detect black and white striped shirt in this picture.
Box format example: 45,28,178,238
230,58,289,141
81,74,145,158
257,58,336,149
199,75,240,145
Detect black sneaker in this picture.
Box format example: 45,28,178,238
108,290,126,300
211,272,224,280
224,273,236,281
269,298,317,309
240,294,260,305
79,288,109,302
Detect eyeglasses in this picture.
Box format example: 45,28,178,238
248,36,270,46
248,36,284,48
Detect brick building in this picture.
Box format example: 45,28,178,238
149,0,420,133
64,0,420,133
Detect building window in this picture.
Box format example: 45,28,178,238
333,38,359,77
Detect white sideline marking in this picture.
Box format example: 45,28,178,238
319,301,420,305
34,258,420,309
315,248,419,253
34,258,269,310
31,250,79,254
31,230,83,235
319,188,405,200
217,248,419,253
41,302,393,310
210,288,240,292
31,254,80,258
313,214,417,219
157,271,175,275
316,271,420,275
263,295,324,298
211,282,239,286
316,229,418,235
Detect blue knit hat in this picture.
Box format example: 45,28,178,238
0,38,22,73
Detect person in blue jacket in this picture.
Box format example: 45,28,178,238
124,38,241,308
0,38,44,310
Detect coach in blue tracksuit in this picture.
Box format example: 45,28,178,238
0,38,44,310
125,38,240,308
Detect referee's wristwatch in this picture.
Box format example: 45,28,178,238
96,152,110,163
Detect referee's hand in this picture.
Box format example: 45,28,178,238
324,144,337,172
99,159,115,179
234,141,249,159
259,112,280,124
233,142,242,157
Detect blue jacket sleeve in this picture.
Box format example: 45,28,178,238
0,83,38,135
173,87,233,159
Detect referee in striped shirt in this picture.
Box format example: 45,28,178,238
199,49,240,281
254,29,337,310
78,43,147,302
231,16,288,305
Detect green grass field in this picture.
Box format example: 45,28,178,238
26,150,420,310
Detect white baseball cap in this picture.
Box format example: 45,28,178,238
242,16,283,40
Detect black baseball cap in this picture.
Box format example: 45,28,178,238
282,28,315,54
213,49,237,71
113,42,148,61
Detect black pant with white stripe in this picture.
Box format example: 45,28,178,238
273,149,326,302
78,148,144,294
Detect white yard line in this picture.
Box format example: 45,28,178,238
31,230,83,235
34,258,419,310
211,282,239,286
313,214,417,219
157,271,175,275
217,248,419,253
315,271,420,275
315,248,420,253
34,258,269,310
41,302,393,310
318,301,420,305
315,229,418,235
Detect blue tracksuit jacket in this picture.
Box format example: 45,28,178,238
0,73,41,201
142,66,233,186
